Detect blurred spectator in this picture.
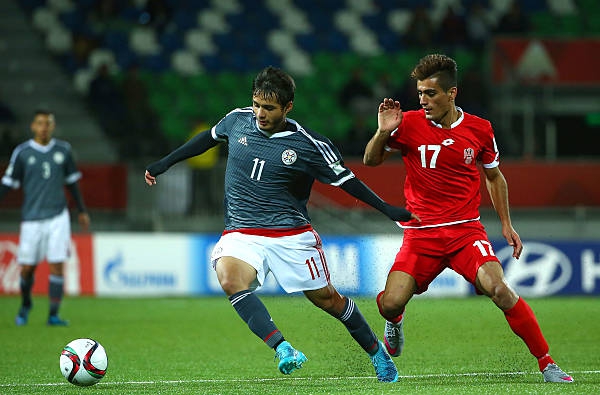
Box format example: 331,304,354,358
0,128,17,156
87,63,134,158
339,68,373,119
404,6,435,48
466,2,495,51
142,0,171,33
121,64,169,156
495,1,531,35
372,73,401,102
337,115,372,158
458,65,489,119
0,99,17,125
437,5,468,50
0,98,17,156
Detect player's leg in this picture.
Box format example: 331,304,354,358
46,210,71,326
376,271,416,357
15,264,36,326
212,233,308,375
304,285,398,382
47,262,68,326
475,261,573,382
15,220,42,326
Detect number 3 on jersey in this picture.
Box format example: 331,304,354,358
418,145,441,168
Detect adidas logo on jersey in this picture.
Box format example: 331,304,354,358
238,136,248,146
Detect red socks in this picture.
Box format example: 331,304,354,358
376,291,403,324
504,297,553,370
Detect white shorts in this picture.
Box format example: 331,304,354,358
210,230,331,293
18,208,71,265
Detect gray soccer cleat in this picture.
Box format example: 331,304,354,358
383,318,404,357
542,363,574,383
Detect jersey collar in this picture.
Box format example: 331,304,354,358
28,138,56,152
255,119,297,138
429,106,464,129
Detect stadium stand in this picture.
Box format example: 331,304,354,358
12,0,599,160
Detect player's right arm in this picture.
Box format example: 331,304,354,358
145,130,218,185
363,98,403,166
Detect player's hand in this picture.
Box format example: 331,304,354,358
503,226,523,259
145,170,157,186
377,98,403,133
383,204,420,223
78,212,90,232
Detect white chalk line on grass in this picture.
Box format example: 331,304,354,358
1,370,598,388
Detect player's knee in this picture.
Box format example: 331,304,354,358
380,292,406,318
488,281,518,310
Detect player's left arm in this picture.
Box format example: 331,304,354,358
145,130,218,185
339,177,420,222
483,166,522,259
66,182,90,231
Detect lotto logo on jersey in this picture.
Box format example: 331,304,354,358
281,149,297,165
464,148,474,164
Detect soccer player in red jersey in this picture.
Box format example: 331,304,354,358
363,54,573,383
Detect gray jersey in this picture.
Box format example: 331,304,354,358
1,138,81,221
211,107,355,230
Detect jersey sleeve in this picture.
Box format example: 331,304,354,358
304,134,354,186
479,122,500,168
63,145,82,185
211,108,245,142
1,146,24,189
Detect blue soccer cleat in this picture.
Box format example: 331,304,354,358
370,341,399,382
47,315,69,326
275,341,307,375
15,306,31,326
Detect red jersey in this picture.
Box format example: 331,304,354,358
387,108,499,228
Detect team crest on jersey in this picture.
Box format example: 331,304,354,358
27,156,36,165
281,149,297,165
53,151,65,164
464,148,474,164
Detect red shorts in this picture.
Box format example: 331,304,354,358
391,221,500,294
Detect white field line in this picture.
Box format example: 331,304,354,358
1,370,598,388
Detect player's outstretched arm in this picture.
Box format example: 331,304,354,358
363,98,402,166
339,177,420,222
145,130,218,185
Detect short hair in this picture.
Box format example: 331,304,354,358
410,54,457,92
33,109,54,119
252,66,295,107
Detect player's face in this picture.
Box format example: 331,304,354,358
416,78,456,124
252,94,292,133
31,113,55,145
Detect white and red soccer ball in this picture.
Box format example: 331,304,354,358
59,338,108,386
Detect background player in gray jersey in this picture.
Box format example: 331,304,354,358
145,67,419,382
0,110,90,326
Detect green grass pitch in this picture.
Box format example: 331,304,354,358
0,295,598,394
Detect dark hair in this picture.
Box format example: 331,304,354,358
252,66,295,107
33,109,54,118
410,54,457,92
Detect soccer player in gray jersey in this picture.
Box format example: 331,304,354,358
145,66,420,382
0,110,90,326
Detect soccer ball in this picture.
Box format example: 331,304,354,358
59,338,108,386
